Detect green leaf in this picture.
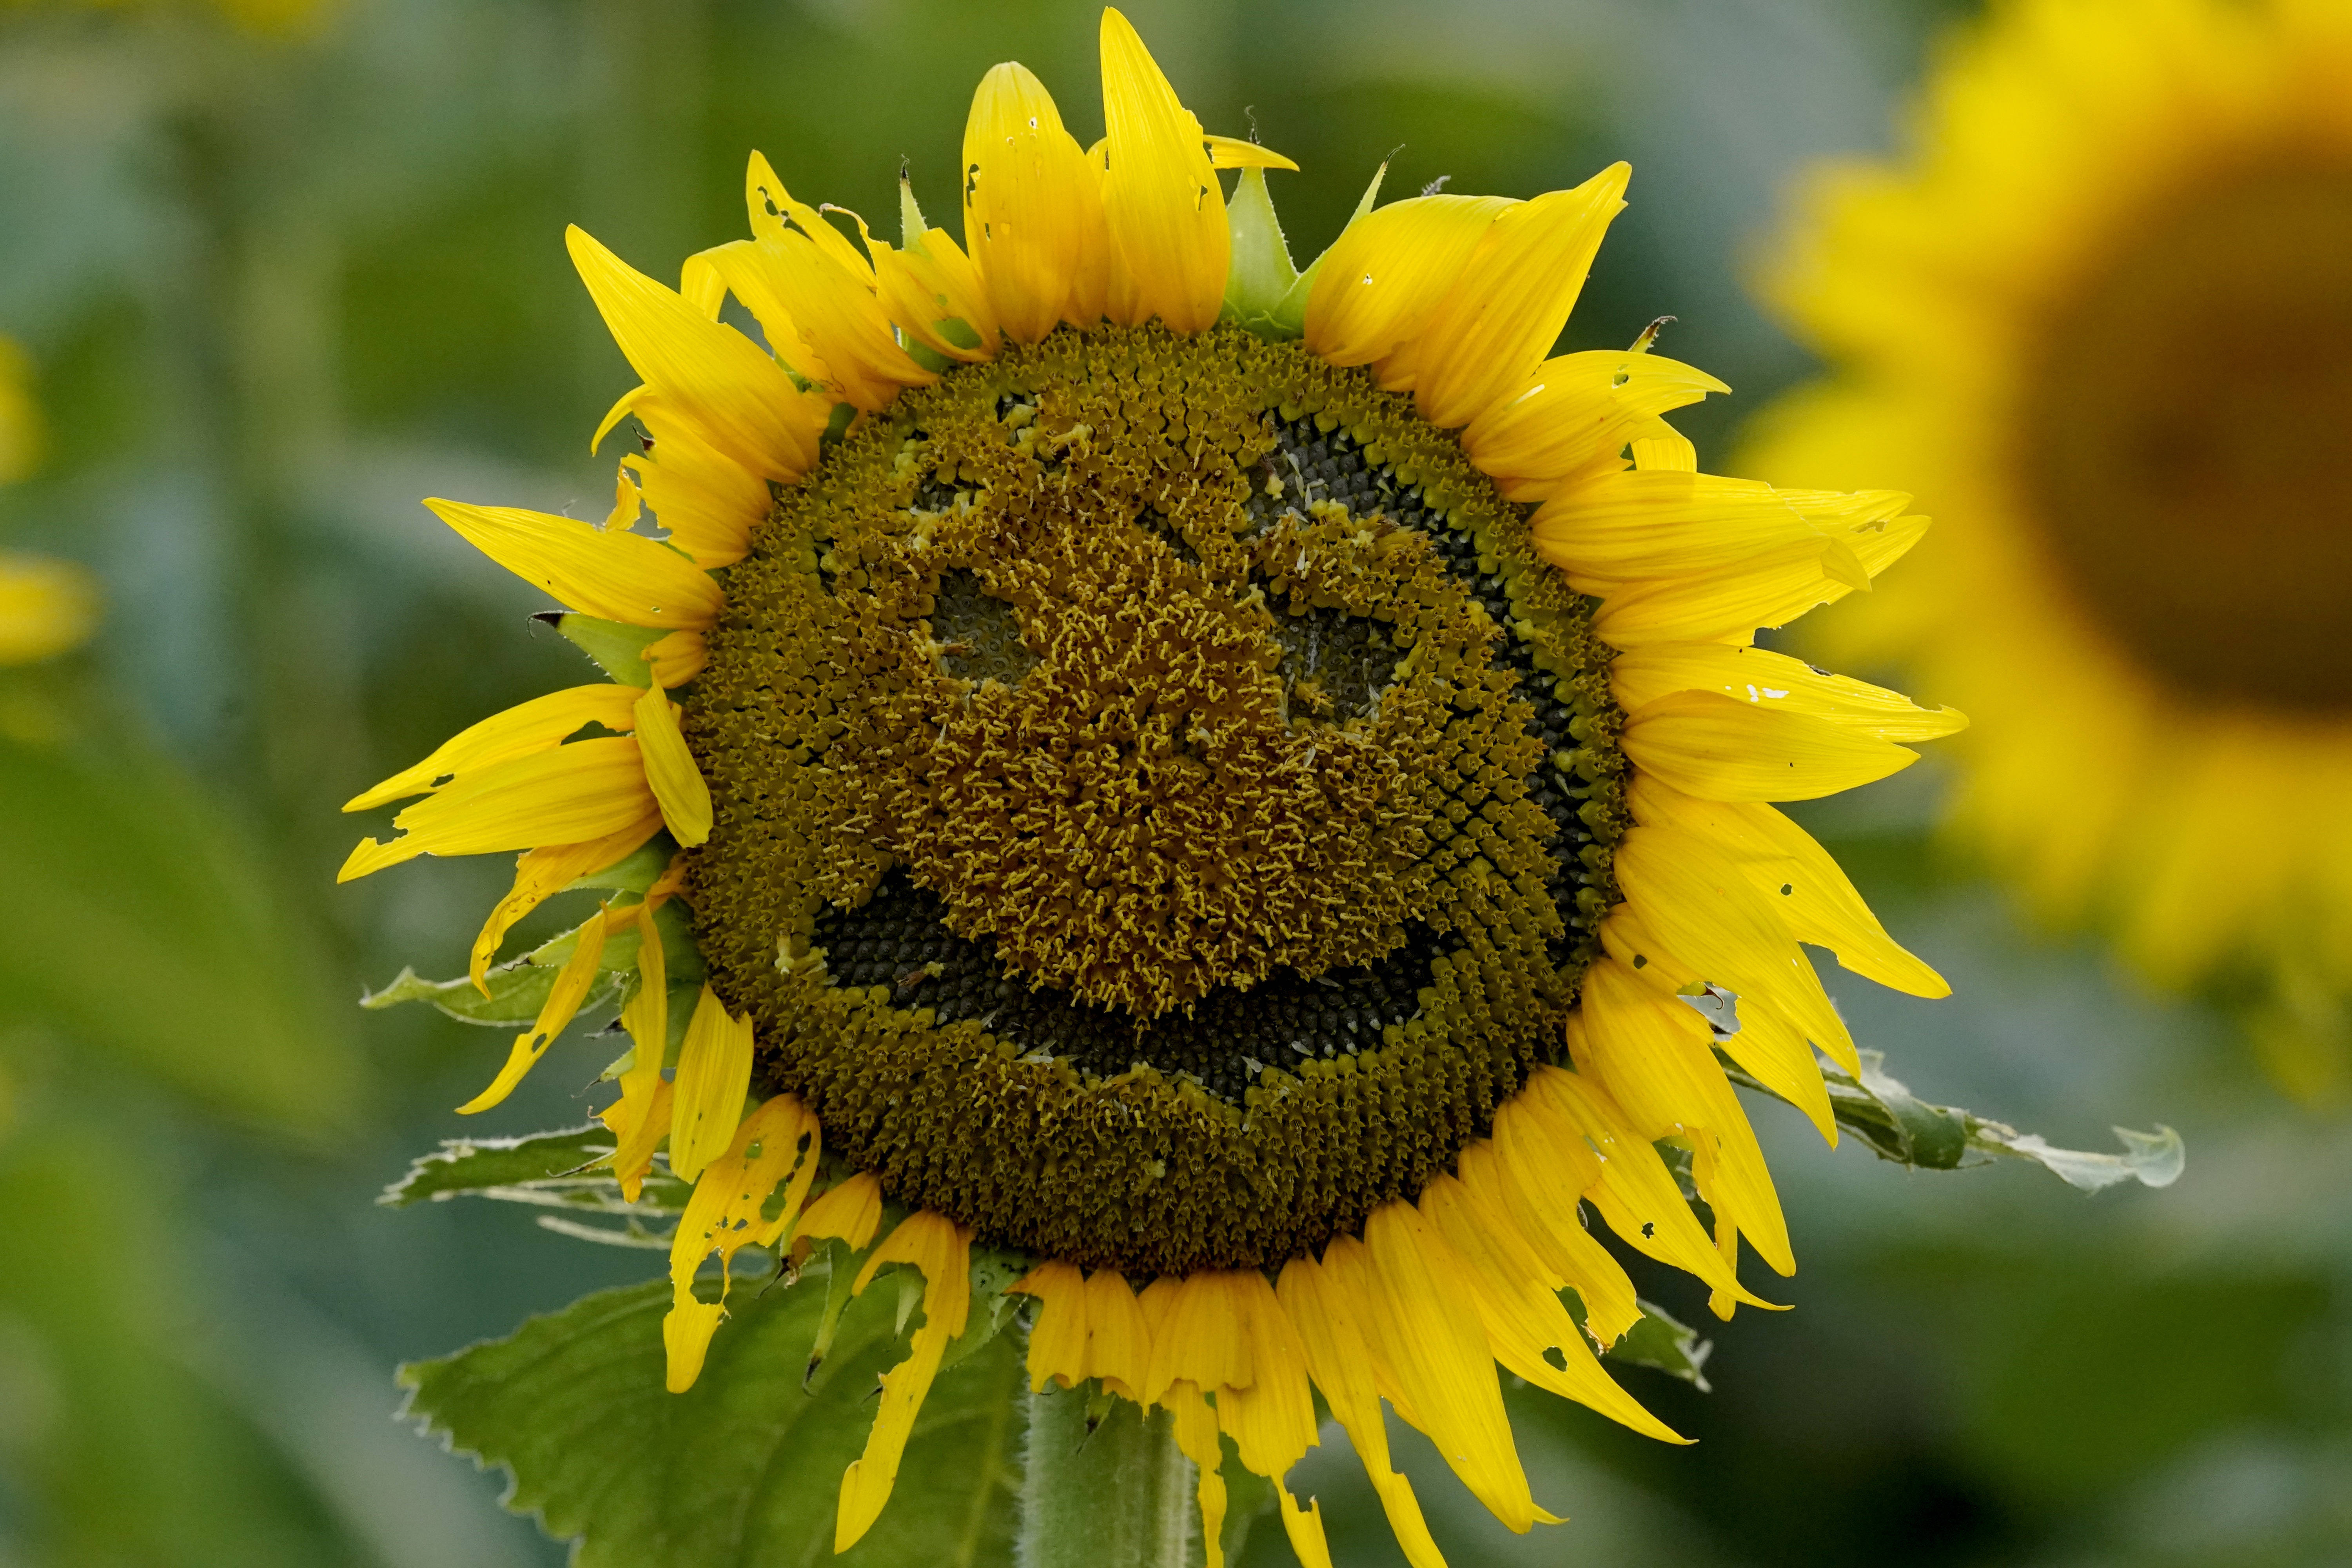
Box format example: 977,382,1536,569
380,1123,688,1210
1602,1299,1713,1393
399,1266,1025,1567
363,901,701,1026
1722,1048,2186,1191
0,737,362,1134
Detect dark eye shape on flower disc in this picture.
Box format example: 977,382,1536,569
684,324,1632,1276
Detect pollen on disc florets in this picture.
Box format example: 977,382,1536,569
682,323,1632,1275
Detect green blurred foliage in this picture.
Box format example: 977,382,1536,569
0,0,2345,1564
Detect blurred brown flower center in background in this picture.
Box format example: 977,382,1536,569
2023,160,2352,715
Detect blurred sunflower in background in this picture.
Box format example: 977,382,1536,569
345,9,1973,1563
1750,0,2352,1101
0,338,97,670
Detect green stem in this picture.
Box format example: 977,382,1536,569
1018,1383,1193,1568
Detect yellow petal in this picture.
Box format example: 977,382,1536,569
1082,1267,1153,1405
1274,1252,1449,1568
0,554,99,665
1525,1067,1773,1310
567,225,818,480
1009,1259,1089,1393
1142,1270,1255,1405
1204,134,1298,171
456,905,610,1115
1460,350,1730,500
1098,8,1228,333
344,685,642,813
863,205,1000,363
1359,1204,1542,1533
1600,905,1834,1142
1457,1137,1641,1348
1211,1272,1319,1481
667,984,753,1181
760,221,937,412
617,422,769,572
1611,641,1965,742
1529,470,1824,589
468,817,663,993
629,684,712,847
1581,957,1793,1276
1303,194,1511,366
1627,772,1950,997
607,902,674,1201
598,1076,672,1206
338,736,656,882
798,1170,884,1250
683,238,833,388
1161,1377,1231,1568
664,1094,822,1391
1621,688,1918,801
1383,165,1630,428
646,630,708,688
1417,1169,1686,1443
1613,822,1860,1073
1628,424,1698,472
1591,505,1929,648
837,1212,973,1552
961,62,1093,343
425,499,722,630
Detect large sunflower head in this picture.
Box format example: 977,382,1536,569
345,10,1959,1560
1752,0,2352,1098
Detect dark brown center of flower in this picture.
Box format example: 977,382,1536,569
2024,161,2352,715
680,325,1630,1273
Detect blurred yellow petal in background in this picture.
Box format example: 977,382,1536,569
1749,0,2352,1102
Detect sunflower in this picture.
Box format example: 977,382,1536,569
0,337,97,668
343,11,1958,1562
1750,0,2352,1096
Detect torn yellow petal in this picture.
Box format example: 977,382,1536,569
1142,1270,1255,1406
598,1075,673,1206
1387,164,1630,428
1213,1283,1319,1483
1526,1067,1773,1310
1359,1203,1541,1533
456,905,610,1115
1274,1251,1449,1568
467,816,662,993
425,499,721,630
1457,1137,1640,1348
568,224,818,480
962,62,1092,343
1628,773,1949,997
344,684,641,813
0,554,98,665
798,1170,884,1250
663,1094,822,1392
667,984,753,1181
1621,689,1918,802
1460,350,1730,500
1098,8,1228,333
837,1212,973,1552
684,238,832,388
1417,1169,1685,1443
1303,194,1511,366
1160,1377,1230,1568
1204,134,1298,171
1581,957,1793,1276
606,900,673,1199
630,683,712,847
744,151,871,281
619,414,771,570
338,736,656,882
1611,641,1966,742
1601,904,1834,1142
760,222,936,412
1613,820,1862,1074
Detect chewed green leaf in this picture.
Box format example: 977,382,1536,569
1603,1298,1713,1392
1723,1048,2185,1191
363,902,701,1026
398,1267,1024,1568
381,1123,693,1215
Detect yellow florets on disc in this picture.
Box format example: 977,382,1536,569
684,325,1630,1275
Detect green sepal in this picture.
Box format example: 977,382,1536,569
552,613,666,688
940,1245,1029,1373
1602,1298,1714,1392
1263,158,1388,339
397,1272,1024,1567
1723,1048,2185,1191
1221,167,1300,340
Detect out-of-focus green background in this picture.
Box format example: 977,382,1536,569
0,1,2341,1564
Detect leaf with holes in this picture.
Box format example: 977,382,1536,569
399,1266,1025,1567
